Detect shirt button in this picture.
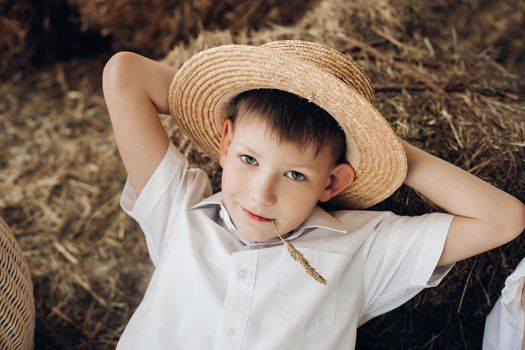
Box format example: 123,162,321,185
238,268,248,279
225,327,236,336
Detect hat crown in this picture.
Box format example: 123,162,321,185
261,40,375,104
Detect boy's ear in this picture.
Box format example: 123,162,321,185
318,163,356,202
219,118,234,167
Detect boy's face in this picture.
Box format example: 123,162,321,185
219,116,354,242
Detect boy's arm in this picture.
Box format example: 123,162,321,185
102,52,177,193
400,139,525,266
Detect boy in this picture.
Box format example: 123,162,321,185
102,40,525,349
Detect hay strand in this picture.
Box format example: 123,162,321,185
271,220,327,285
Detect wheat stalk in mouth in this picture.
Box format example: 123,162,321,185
271,220,327,285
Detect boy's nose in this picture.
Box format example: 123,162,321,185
249,175,277,207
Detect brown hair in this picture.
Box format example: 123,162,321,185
227,89,347,164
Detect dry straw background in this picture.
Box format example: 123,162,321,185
1,0,525,348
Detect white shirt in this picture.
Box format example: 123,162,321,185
117,142,454,350
483,257,525,349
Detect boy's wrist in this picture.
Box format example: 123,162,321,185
398,138,424,187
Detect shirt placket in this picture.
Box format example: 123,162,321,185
213,250,258,350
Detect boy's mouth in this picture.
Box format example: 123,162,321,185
241,206,271,222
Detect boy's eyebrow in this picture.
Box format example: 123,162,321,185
237,142,318,170
237,142,261,157
283,162,318,170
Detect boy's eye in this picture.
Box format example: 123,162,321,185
240,155,258,165
285,170,305,182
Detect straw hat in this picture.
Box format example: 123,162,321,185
168,40,407,209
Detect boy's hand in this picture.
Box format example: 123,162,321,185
400,139,525,266
102,52,177,193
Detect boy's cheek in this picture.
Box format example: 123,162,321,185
221,163,241,193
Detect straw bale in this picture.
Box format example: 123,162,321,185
404,0,525,77
0,0,524,348
71,0,318,59
0,0,37,80
0,0,112,81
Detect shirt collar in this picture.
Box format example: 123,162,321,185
190,192,347,246
190,191,224,209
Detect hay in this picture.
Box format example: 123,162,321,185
1,55,147,348
1,0,524,348
405,0,525,78
72,0,319,59
0,0,36,80
0,0,112,81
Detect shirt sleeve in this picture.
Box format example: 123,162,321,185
483,257,525,350
360,211,455,324
119,142,212,266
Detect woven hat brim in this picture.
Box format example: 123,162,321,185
168,44,407,209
